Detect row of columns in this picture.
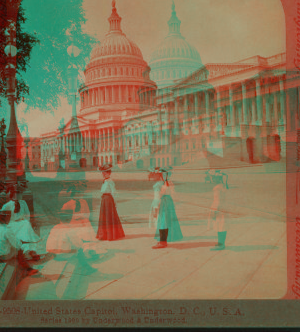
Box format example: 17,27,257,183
81,85,141,108
41,127,122,159
155,76,286,136
140,89,156,106
87,66,144,82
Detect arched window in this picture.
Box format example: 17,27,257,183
120,67,123,75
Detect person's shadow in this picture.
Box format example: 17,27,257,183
58,248,134,299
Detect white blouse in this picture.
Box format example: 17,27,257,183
100,178,116,199
1,200,30,223
153,181,164,201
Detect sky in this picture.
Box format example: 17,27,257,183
82,0,285,64
4,0,286,138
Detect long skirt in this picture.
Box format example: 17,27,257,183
155,195,183,242
96,194,125,241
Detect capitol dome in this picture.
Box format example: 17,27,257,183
80,0,157,115
90,33,143,60
149,1,203,88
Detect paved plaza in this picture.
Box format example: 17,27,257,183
14,158,287,300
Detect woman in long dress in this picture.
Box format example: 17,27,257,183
153,167,183,249
96,164,125,241
149,168,164,229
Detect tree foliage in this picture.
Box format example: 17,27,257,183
0,0,39,105
0,0,97,112
21,0,97,112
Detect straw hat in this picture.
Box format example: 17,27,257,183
148,167,161,173
99,164,113,172
159,166,173,177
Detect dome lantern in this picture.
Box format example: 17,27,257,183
168,0,181,36
108,0,122,33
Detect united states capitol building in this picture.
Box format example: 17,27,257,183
30,1,300,172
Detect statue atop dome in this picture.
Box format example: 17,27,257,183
109,0,122,32
171,0,175,12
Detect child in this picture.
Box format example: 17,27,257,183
149,168,164,229
152,167,183,249
210,172,228,250
96,164,125,241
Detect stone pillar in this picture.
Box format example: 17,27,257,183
194,92,199,120
125,85,128,103
279,79,286,125
242,82,248,125
229,86,234,127
83,131,86,151
132,86,136,103
118,85,122,103
105,87,108,104
174,97,180,135
103,129,106,151
112,128,115,150
255,79,263,125
216,89,222,130
274,93,279,129
98,130,101,152
166,103,171,124
184,95,188,130
112,86,115,103
265,91,271,124
205,90,210,132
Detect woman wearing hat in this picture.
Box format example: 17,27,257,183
149,167,164,229
153,167,183,249
96,164,125,241
209,172,228,250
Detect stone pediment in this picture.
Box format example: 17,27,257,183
60,116,90,135
174,66,209,87
206,63,255,79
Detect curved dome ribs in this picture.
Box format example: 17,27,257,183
149,1,202,88
80,0,157,112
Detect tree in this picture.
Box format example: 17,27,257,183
0,0,39,105
0,0,97,112
20,0,97,112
